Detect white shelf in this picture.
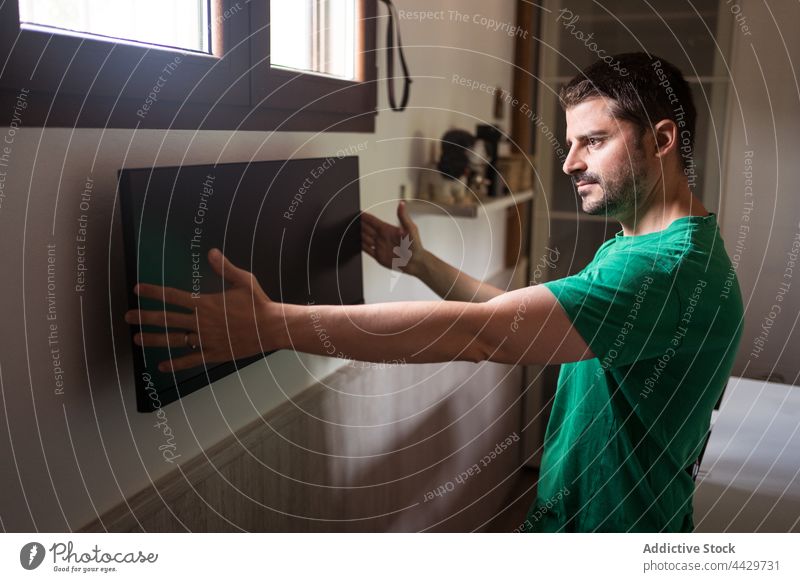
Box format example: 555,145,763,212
405,189,534,218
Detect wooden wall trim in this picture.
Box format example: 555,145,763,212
511,1,542,155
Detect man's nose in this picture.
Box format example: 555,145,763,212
562,145,587,175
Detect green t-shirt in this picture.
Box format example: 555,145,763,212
523,213,743,532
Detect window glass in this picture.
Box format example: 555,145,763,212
18,0,210,53
271,0,357,80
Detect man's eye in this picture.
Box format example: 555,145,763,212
588,137,601,147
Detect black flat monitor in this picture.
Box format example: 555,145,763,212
119,157,363,412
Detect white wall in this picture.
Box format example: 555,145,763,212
718,0,800,385
0,0,518,531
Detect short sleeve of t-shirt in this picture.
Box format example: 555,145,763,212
543,248,682,368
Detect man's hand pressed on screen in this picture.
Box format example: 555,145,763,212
125,248,281,372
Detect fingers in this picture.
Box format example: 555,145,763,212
125,309,196,330
135,283,195,308
157,352,206,373
361,230,376,247
397,201,416,234
360,212,385,229
208,248,254,287
133,331,197,349
361,240,375,258
361,219,377,237
361,225,377,246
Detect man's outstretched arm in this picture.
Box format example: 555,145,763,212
126,249,593,372
361,201,505,302
279,283,593,366
412,249,506,303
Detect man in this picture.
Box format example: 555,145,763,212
126,53,743,532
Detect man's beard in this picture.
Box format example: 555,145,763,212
574,155,646,218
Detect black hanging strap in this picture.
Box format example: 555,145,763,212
378,0,412,112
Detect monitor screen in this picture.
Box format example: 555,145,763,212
119,157,363,412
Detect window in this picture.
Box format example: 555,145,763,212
18,0,211,53
0,0,377,132
271,0,357,80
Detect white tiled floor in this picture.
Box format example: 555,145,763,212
694,376,800,532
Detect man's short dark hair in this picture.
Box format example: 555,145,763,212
560,52,696,172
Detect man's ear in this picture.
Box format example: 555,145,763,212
652,119,679,164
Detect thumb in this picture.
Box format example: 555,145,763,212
208,248,254,287
397,201,416,235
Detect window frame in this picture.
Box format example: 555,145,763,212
0,0,377,132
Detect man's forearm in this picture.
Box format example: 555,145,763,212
413,250,505,303
276,300,492,364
